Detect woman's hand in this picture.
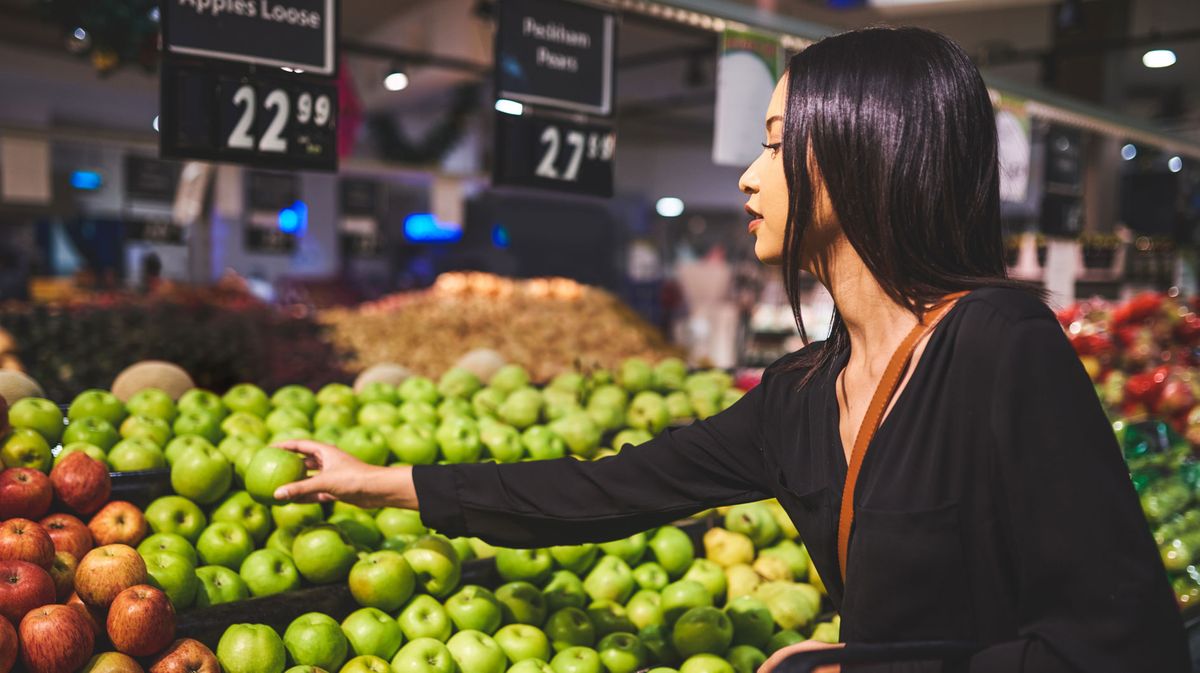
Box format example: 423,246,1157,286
271,440,418,510
759,640,844,673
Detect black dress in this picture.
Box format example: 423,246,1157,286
413,287,1189,672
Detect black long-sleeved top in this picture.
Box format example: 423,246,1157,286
414,287,1189,672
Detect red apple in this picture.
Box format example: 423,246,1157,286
107,585,176,657
82,651,145,672
67,592,106,639
19,603,95,673
76,544,147,609
149,638,220,673
88,502,148,547
0,560,55,626
0,519,54,568
0,615,16,673
0,468,53,520
49,550,78,601
51,453,112,516
40,513,94,561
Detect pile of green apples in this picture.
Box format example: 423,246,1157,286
210,499,837,673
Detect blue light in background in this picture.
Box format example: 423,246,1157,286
404,213,462,242
492,224,510,248
70,170,102,190
278,200,308,234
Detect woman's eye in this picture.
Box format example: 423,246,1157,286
761,142,782,156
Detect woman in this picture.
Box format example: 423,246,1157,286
275,27,1188,672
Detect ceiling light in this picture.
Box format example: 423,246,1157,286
152,115,159,132
656,197,684,218
494,99,524,116
1169,156,1183,173
1143,49,1177,69
1121,144,1136,160
384,69,409,91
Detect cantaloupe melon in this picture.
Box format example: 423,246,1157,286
0,370,43,406
453,348,507,384
353,363,412,393
111,360,195,401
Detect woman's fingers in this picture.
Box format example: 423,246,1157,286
273,439,336,461
274,473,331,501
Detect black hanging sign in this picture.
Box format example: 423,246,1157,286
496,0,616,116
127,218,187,245
162,0,337,75
124,156,180,202
339,179,384,257
493,110,615,197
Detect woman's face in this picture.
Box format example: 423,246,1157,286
738,76,839,271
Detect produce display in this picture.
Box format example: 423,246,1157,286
320,273,684,383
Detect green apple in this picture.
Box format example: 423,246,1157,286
661,580,712,625
391,637,456,673
435,416,482,463
68,389,126,426
724,503,779,549
293,524,358,584
496,548,553,584
471,387,507,419
495,623,551,664
598,533,647,566
165,434,215,465
338,426,390,466
445,584,503,634
387,424,439,465
480,422,526,463
682,560,726,606
1,428,52,471
358,381,399,406
587,385,626,410
342,607,405,659
283,667,326,673
55,442,108,467
449,536,475,563
270,428,313,445
403,535,462,597
120,413,173,446
701,529,755,568
270,385,318,416
583,555,634,604
508,659,555,673
721,389,742,411
522,426,566,461
127,388,178,423
179,389,228,421
446,630,506,673
285,611,349,671
381,535,416,555
398,401,439,428
357,402,399,428
174,409,225,444
399,377,440,405
627,392,670,435
548,371,584,395
240,548,301,596
638,624,677,667
671,607,732,658
219,433,265,470
627,590,664,630
222,412,271,442
171,443,233,504
664,392,692,421
647,527,694,579
633,562,670,591
653,358,687,392
314,405,356,430
550,545,598,575
350,550,416,611
217,623,286,673
679,654,733,673
143,550,199,608
398,594,453,642
490,365,530,395
810,619,839,644
224,383,272,418
544,608,595,652
145,495,207,542
726,644,766,673
273,502,324,530
266,406,312,435
544,570,588,612
543,389,582,422
138,532,198,565
376,507,426,537
759,539,809,580
267,526,299,557
330,507,383,549
549,412,601,458
549,646,601,673
313,425,345,445
469,537,497,559
724,596,772,649
245,446,308,506
212,490,272,544
765,629,804,654
598,632,647,673
108,436,166,471
499,388,543,430
197,521,256,569
340,655,391,673
586,404,625,434
62,416,119,451
317,383,358,410
586,599,635,638
438,397,474,419
691,388,722,420
753,581,820,632
495,581,547,626
195,564,251,607
618,358,654,394
611,429,652,453
438,368,482,400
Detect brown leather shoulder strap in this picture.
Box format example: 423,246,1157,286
836,291,970,581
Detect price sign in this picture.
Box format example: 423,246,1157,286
162,0,337,75
245,225,298,254
127,218,186,245
493,111,615,197
160,61,338,171
339,179,383,257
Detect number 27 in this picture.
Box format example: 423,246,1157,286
535,126,586,182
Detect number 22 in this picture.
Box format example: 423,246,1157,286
227,85,289,153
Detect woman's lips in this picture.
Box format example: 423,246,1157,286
749,218,763,233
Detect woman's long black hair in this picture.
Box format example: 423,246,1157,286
781,26,1038,379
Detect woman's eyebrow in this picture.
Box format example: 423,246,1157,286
765,115,783,132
